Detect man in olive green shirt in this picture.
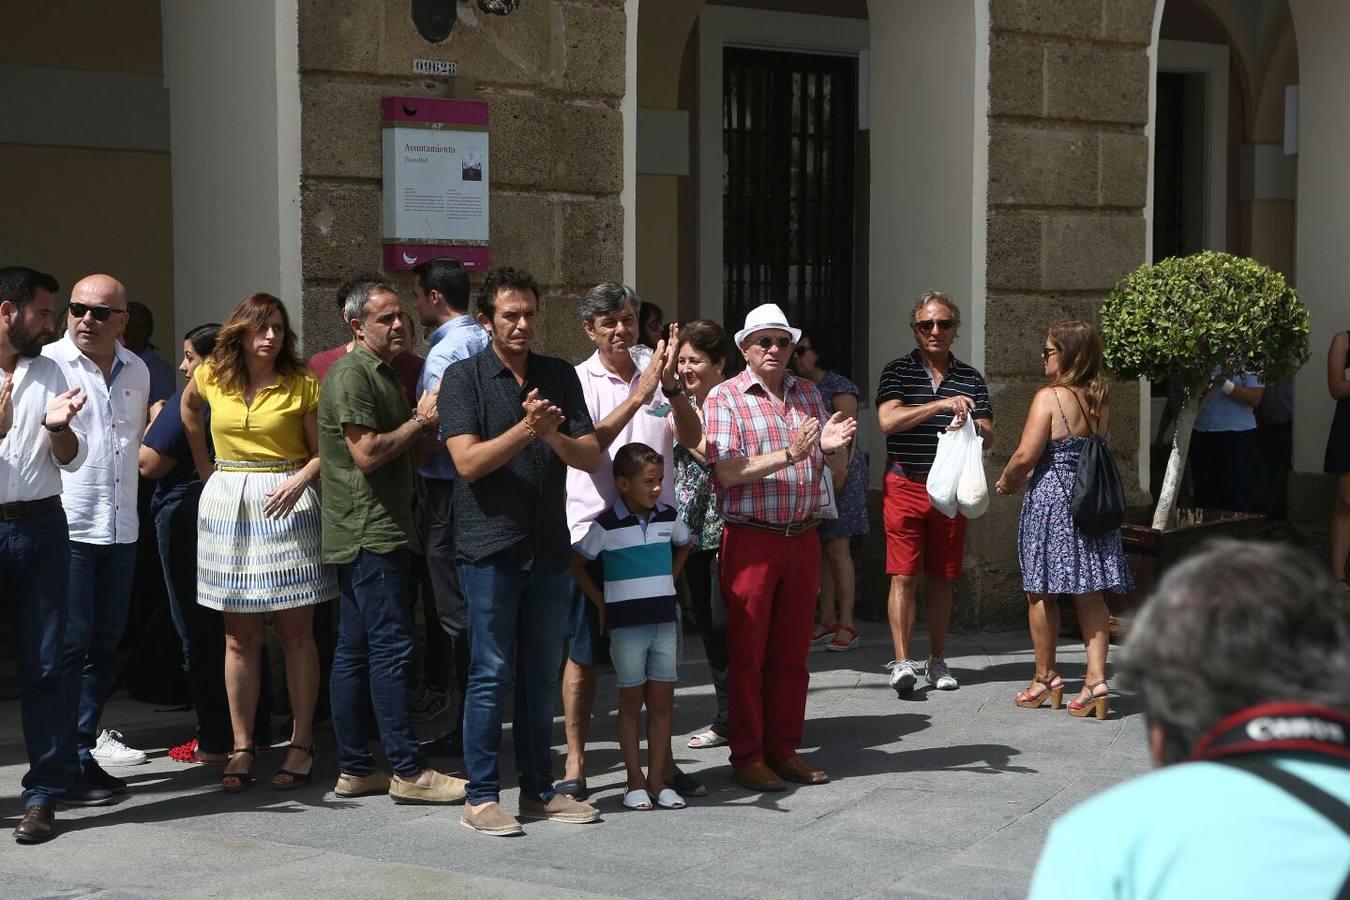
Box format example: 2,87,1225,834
318,281,466,805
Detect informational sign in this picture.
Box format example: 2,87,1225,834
380,97,489,270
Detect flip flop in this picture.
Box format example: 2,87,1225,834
669,771,708,797
623,789,653,810
553,778,589,801
655,788,685,810
687,729,728,749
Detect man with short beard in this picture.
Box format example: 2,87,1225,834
0,266,89,842
319,281,467,804
42,273,151,801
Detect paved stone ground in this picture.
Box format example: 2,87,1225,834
0,630,1150,899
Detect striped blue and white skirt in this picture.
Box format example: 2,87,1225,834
196,459,337,613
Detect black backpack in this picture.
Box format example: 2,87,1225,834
1053,389,1126,536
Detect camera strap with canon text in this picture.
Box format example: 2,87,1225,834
1187,703,1350,899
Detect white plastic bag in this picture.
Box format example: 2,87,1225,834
956,419,989,519
926,423,964,519
928,417,986,520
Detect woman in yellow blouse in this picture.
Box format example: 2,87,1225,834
182,293,336,793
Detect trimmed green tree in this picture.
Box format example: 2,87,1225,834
1100,251,1309,531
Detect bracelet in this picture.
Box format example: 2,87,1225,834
42,416,69,434
523,419,539,438
410,413,431,434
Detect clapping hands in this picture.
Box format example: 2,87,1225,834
522,388,564,438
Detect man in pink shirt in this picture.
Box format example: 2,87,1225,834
556,283,701,800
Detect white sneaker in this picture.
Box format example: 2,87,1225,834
886,660,918,696
91,729,148,767
926,657,959,691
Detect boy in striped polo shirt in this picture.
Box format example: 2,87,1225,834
571,443,691,810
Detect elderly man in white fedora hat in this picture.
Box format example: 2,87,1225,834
700,302,856,792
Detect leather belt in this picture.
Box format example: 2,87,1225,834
0,496,62,521
726,517,819,537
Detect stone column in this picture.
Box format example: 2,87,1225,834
965,0,1157,626
296,0,627,358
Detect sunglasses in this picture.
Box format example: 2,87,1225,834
914,319,955,333
1041,347,1060,361
754,336,794,351
68,302,127,322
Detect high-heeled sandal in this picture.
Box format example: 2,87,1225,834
221,747,256,793
271,743,318,791
811,620,839,646
1013,672,1064,709
1067,680,1110,719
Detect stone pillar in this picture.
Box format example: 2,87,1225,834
967,0,1157,627
296,0,627,358
1287,0,1350,521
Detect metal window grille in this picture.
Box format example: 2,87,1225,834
723,47,858,376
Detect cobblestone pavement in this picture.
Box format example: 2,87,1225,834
0,630,1150,899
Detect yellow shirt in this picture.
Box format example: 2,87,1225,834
193,361,320,462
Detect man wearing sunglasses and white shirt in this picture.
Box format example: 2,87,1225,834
42,274,151,801
875,291,993,697
1,267,89,843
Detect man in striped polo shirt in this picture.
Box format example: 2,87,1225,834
875,291,993,697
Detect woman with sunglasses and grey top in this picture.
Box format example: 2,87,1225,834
875,292,993,696
790,334,869,652
995,321,1132,719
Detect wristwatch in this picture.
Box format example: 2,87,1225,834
661,381,685,399
410,413,432,434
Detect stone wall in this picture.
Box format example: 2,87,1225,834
960,0,1158,628
296,0,627,359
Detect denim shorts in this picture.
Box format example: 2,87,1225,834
608,621,679,689
567,568,611,668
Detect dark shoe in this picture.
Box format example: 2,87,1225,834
669,770,708,798
768,755,829,785
552,778,589,802
14,805,55,843
272,743,318,791
60,780,115,807
731,761,786,792
82,758,128,794
222,747,256,793
419,732,464,759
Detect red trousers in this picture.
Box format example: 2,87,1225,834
719,524,822,766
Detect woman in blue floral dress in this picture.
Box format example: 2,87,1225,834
669,321,732,749
790,335,870,652
995,321,1132,719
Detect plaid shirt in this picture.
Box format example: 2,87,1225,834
704,368,832,526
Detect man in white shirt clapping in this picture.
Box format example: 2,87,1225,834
41,274,151,803
0,266,89,843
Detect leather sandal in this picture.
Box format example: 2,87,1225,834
221,747,255,793
811,620,839,646
271,743,318,790
1067,680,1110,720
825,623,860,652
1014,672,1064,710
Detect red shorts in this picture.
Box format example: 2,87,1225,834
883,469,968,580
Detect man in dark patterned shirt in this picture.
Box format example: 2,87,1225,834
875,291,993,697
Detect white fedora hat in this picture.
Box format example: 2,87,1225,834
734,302,802,347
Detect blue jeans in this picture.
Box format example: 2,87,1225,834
1,508,72,806
459,562,571,806
63,540,137,778
156,490,272,754
331,548,425,777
